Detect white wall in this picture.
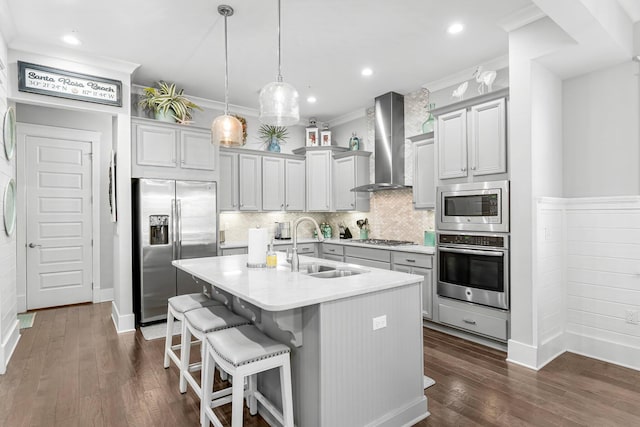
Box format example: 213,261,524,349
0,32,19,374
15,104,115,295
563,61,640,197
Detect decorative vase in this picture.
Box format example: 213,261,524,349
421,103,435,133
267,136,281,152
359,229,368,239
155,109,176,123
349,132,360,151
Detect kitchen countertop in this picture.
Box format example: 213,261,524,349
172,253,423,311
220,237,435,254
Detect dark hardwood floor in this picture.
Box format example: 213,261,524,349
1,302,639,426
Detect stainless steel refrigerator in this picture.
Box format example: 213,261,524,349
133,179,217,324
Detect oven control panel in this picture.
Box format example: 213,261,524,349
439,234,505,248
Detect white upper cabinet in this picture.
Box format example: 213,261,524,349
437,109,467,179
239,153,262,211
333,152,370,211
434,91,508,181
469,98,506,176
131,119,217,180
285,158,305,211
262,156,285,211
180,130,216,171
219,151,238,211
135,124,177,168
413,137,435,209
306,150,333,212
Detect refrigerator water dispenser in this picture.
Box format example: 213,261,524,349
149,215,169,245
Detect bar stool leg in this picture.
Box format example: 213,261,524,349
231,369,246,427
200,343,212,427
163,305,174,368
247,374,257,415
179,320,192,394
280,356,294,427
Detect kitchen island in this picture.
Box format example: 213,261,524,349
173,253,429,427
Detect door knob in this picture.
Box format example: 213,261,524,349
28,243,41,248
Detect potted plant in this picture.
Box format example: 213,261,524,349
138,81,202,124
258,124,288,152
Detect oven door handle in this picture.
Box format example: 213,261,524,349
438,247,504,257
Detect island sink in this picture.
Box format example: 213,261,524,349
299,263,368,278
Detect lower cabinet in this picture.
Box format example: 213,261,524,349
437,299,508,341
220,247,248,256
344,246,390,270
391,252,433,320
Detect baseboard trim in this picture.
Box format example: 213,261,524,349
506,339,538,370
566,331,640,372
0,320,21,375
536,332,566,370
111,301,135,334
97,288,114,303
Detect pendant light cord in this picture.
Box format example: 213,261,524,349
223,11,230,115
277,0,283,83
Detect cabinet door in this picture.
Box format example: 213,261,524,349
306,151,331,211
437,109,467,179
239,154,262,211
285,159,305,211
334,156,356,211
180,130,216,171
136,124,177,167
413,138,435,209
219,152,238,211
412,266,433,320
470,98,506,176
262,157,285,211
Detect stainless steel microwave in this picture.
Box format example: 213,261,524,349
436,180,509,233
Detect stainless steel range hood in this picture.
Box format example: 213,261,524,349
351,91,410,192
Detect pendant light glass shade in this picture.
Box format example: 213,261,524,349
212,114,243,146
259,0,299,125
212,5,244,146
259,81,299,126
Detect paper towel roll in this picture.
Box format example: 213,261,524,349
247,227,268,267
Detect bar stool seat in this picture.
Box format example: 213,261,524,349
164,293,223,370
201,324,294,427
181,305,250,396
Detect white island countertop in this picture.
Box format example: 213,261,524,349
172,253,423,311
220,237,435,254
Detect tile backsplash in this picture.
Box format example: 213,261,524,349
220,189,434,244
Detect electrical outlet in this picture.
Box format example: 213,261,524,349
372,315,387,331
625,310,638,325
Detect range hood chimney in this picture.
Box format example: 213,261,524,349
351,91,410,192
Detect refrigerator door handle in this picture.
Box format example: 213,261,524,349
177,199,182,259
171,198,177,260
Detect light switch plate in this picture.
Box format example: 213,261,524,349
373,315,387,330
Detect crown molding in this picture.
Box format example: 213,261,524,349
499,4,547,33
328,108,367,128
422,55,509,92
10,40,140,75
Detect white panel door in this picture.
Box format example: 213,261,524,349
262,156,285,211
238,154,261,211
470,98,506,176
285,158,305,211
219,151,238,211
334,156,356,211
413,138,435,209
136,124,177,167
26,134,93,309
306,151,331,211
180,129,216,171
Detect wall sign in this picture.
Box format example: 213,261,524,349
18,61,122,107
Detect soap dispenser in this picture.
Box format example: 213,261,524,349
266,240,277,268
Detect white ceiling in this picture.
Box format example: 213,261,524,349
1,0,533,121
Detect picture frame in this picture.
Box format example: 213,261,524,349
320,130,332,146
108,150,117,222
18,61,122,107
306,127,319,147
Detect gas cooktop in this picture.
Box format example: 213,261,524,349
354,239,417,247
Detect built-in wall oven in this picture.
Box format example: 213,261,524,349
437,233,509,310
436,180,509,233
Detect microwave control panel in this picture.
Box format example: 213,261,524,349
439,234,506,248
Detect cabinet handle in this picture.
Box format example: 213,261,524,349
328,248,335,252
405,259,416,263
181,160,185,164
240,203,244,207
350,203,354,207
463,318,476,325
286,204,289,207
461,167,467,172
471,166,476,170
281,204,284,208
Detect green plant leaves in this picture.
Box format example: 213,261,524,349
138,81,203,123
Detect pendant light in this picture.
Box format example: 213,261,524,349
259,0,299,126
212,5,244,146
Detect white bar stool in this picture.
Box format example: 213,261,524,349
201,324,294,427
164,293,223,370
181,305,250,397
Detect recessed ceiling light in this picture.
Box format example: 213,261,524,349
361,68,373,77
62,33,81,46
447,22,464,35
307,96,317,103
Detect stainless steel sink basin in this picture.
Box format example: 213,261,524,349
299,263,336,274
306,267,368,279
